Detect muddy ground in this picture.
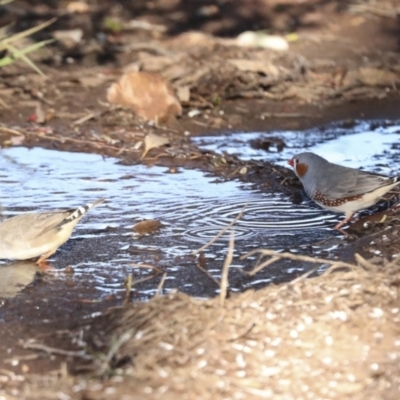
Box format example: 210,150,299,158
0,1,400,399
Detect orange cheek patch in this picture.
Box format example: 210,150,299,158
295,163,308,177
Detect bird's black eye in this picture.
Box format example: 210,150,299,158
295,159,299,164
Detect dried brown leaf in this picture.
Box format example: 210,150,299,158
107,71,182,123
133,219,164,235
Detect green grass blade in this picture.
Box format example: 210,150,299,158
0,39,54,76
1,18,56,47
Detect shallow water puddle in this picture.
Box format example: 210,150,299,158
0,147,338,299
1,120,398,299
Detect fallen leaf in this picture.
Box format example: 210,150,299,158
133,220,164,235
107,71,182,123
142,133,169,159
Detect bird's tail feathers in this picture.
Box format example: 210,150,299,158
59,198,105,227
387,176,400,186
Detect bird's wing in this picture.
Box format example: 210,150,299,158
0,199,104,245
0,210,73,242
321,167,394,200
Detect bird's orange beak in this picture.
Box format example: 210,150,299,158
288,158,294,167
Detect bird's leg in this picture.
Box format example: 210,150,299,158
36,250,56,271
333,213,355,236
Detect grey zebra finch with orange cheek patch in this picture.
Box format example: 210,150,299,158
288,152,400,231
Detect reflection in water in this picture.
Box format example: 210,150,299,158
0,261,37,298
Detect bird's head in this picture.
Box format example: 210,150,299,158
288,152,327,181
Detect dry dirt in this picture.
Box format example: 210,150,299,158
0,1,400,399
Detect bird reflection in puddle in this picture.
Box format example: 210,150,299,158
0,261,38,298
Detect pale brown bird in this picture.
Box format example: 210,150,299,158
0,199,104,265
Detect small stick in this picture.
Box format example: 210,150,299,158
33,132,127,153
261,112,320,119
290,265,320,284
220,230,234,307
0,126,24,135
130,263,163,273
20,342,91,359
124,274,133,305
73,112,96,126
130,273,162,286
196,263,220,287
241,249,358,276
192,203,247,256
354,253,377,271
155,273,167,297
241,248,358,268
4,353,41,363
241,256,280,276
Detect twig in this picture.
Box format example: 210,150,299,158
31,132,128,153
196,262,221,287
4,354,41,363
100,330,134,373
227,321,255,342
261,112,320,119
241,256,280,276
73,112,97,125
124,274,133,305
354,253,377,271
220,230,235,306
192,202,247,256
155,273,167,297
130,273,162,286
20,341,91,359
0,97,10,109
129,263,163,273
290,265,320,284
382,253,400,270
0,126,24,135
241,249,359,276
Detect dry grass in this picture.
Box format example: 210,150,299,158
38,254,397,400
1,252,400,399
3,220,400,399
